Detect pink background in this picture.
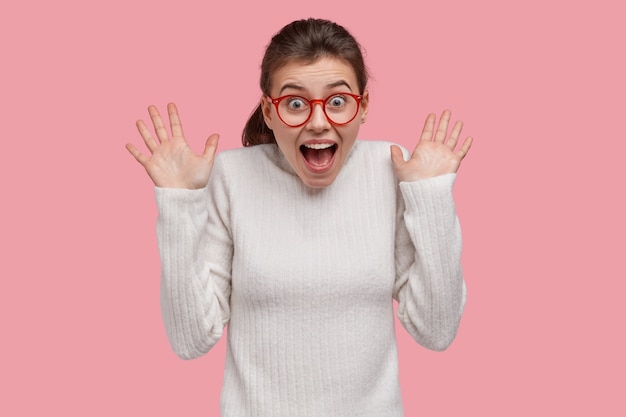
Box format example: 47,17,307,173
1,0,624,415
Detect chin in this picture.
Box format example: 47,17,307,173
298,170,339,188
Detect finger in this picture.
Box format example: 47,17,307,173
136,119,158,153
418,113,436,144
125,143,148,165
168,103,184,138
434,110,451,143
148,105,170,142
456,136,473,160
202,134,220,160
446,120,463,150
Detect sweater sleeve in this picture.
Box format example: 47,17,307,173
393,173,466,351
154,157,233,360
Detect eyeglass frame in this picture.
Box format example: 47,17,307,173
266,92,364,128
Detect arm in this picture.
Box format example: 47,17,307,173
391,110,472,351
393,173,466,351
126,104,231,359
155,159,232,359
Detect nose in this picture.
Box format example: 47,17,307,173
305,100,331,131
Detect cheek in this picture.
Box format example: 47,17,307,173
274,126,294,142
274,128,301,156
340,124,361,143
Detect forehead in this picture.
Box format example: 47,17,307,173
271,57,358,94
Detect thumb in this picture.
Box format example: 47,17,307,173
202,134,220,160
390,145,405,169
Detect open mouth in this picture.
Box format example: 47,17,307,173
300,142,337,172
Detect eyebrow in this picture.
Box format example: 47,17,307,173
278,80,353,96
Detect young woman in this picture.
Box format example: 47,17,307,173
126,18,472,417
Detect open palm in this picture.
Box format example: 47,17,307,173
126,103,219,189
391,110,472,182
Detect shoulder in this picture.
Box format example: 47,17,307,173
337,140,403,189
350,140,409,161
214,144,275,165
346,140,408,171
212,144,279,176
210,144,296,193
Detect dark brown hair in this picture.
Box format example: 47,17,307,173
242,18,369,146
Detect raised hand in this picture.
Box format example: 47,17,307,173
390,110,472,182
126,103,219,189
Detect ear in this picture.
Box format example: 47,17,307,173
260,96,273,129
359,90,369,123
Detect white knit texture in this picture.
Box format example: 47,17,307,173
155,141,466,417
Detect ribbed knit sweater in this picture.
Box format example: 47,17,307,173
154,140,466,417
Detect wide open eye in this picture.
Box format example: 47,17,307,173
285,97,309,111
326,95,347,109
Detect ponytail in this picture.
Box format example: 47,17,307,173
242,104,276,147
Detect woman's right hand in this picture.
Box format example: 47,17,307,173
126,103,219,189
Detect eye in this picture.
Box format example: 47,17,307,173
327,95,347,108
286,97,308,111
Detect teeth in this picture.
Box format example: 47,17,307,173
304,143,334,150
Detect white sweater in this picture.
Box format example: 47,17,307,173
155,140,466,417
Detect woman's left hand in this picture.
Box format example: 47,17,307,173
390,110,473,182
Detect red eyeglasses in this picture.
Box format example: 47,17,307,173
267,92,363,127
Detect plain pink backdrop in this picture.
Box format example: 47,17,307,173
1,0,624,415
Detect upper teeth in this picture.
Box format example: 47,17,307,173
304,143,334,150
